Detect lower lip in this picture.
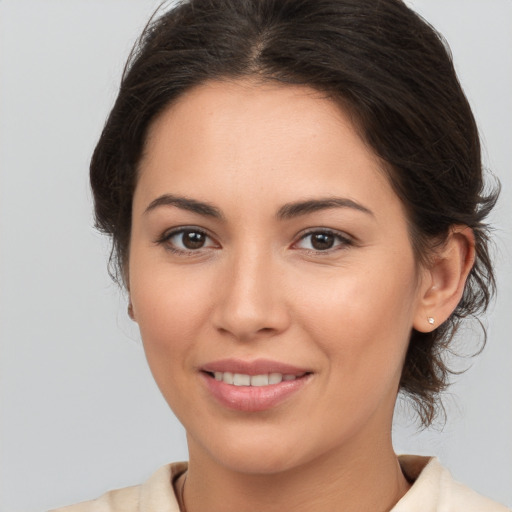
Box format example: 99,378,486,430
201,373,312,412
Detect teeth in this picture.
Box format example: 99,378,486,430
212,372,301,386
269,373,283,384
222,372,234,385
233,373,251,386
250,374,269,386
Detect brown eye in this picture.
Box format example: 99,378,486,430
295,230,351,252
311,232,335,250
161,228,217,252
181,230,206,249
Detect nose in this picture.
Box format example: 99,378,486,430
212,247,291,341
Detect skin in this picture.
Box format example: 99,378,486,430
128,80,474,512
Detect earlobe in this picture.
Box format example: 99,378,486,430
126,269,136,321
413,226,475,332
128,301,136,321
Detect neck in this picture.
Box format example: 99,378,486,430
182,431,410,512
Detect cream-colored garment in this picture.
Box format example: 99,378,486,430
49,456,509,512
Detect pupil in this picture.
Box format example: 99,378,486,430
312,233,334,250
183,231,205,249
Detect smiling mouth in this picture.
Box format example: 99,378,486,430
203,371,310,387
201,366,312,411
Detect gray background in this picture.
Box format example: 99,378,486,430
0,1,510,510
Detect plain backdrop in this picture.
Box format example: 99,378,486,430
0,1,511,510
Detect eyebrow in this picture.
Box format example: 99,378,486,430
144,194,224,219
276,197,374,219
144,194,373,220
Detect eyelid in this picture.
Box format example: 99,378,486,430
292,228,354,252
155,226,220,253
154,225,353,254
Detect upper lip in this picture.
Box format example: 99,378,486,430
201,358,311,376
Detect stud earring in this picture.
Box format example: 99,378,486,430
427,317,435,325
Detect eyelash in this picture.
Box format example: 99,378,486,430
155,227,217,256
294,229,353,253
155,227,353,255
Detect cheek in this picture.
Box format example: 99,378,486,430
129,261,215,371
129,269,214,421
292,259,418,377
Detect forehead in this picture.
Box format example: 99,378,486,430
136,79,400,220
145,80,364,156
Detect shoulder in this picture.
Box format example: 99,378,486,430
49,462,187,512
393,455,510,512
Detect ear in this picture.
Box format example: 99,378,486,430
127,300,137,322
413,226,475,332
125,266,137,322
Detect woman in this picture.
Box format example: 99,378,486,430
51,0,507,510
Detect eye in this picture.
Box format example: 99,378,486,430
294,229,351,252
157,228,218,253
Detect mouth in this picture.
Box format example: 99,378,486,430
203,370,310,387
200,359,313,412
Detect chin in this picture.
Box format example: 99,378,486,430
215,448,304,476
190,425,315,475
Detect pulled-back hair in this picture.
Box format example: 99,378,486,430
90,0,498,426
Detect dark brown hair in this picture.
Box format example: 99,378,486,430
90,0,498,426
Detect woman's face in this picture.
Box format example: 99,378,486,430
129,80,428,474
